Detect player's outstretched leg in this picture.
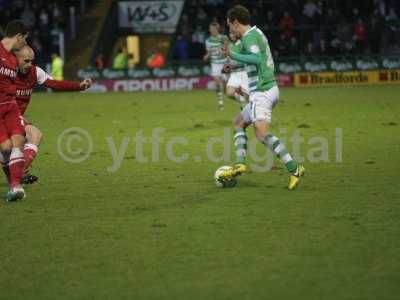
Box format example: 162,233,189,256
22,143,39,184
21,124,42,184
217,113,250,180
262,133,305,189
231,128,249,176
23,143,38,172
5,146,26,202
5,131,26,201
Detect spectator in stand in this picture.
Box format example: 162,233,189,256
51,52,64,80
386,7,399,22
280,11,295,30
174,34,189,60
1,0,97,66
51,3,62,22
147,48,165,69
324,7,337,27
303,0,320,25
181,13,190,30
368,15,382,54
337,18,354,53
196,8,208,29
190,25,206,60
277,31,291,57
95,54,105,70
264,11,275,29
315,31,327,55
112,47,128,69
170,0,396,59
31,35,45,66
354,18,367,54
20,4,35,28
287,36,299,56
374,0,386,17
39,8,50,31
51,22,62,50
385,7,399,49
192,25,206,44
350,7,361,24
287,0,301,19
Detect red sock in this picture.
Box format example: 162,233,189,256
9,148,25,188
23,143,38,172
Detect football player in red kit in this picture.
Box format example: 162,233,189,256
0,45,92,186
0,20,29,201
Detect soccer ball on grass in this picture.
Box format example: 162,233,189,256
214,166,237,188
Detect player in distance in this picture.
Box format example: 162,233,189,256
204,22,229,110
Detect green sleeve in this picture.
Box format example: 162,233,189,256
230,51,262,65
230,34,262,65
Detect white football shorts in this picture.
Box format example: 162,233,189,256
227,70,249,95
240,85,279,124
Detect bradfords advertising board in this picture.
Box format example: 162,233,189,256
295,70,400,87
118,1,185,33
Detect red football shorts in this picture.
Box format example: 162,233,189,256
0,102,25,144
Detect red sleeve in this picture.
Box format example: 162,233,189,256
43,79,82,91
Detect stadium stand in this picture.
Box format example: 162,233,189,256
174,0,400,61
0,0,96,67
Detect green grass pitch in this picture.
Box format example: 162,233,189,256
0,86,399,299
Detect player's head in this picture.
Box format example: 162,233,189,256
209,22,220,36
227,5,250,37
16,45,34,74
4,20,30,51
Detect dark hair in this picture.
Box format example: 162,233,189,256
209,21,220,28
5,20,29,38
227,5,250,25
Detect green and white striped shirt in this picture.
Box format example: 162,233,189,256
205,34,229,64
240,26,276,93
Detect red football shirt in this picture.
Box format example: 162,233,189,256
15,65,52,115
0,41,18,104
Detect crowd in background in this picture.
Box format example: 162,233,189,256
173,0,400,61
0,0,93,66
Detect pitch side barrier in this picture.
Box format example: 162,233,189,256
76,56,400,92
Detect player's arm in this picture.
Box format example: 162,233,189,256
44,78,92,91
229,51,262,65
203,40,211,61
203,50,211,61
36,66,92,91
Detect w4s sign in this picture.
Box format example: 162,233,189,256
118,1,185,33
